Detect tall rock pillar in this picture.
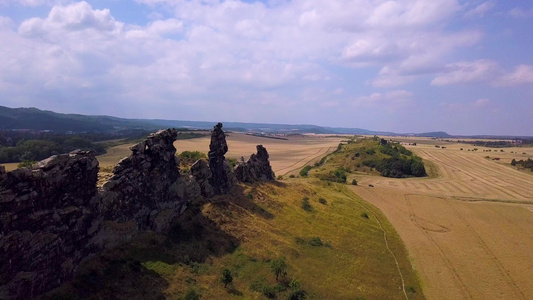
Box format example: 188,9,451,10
208,123,233,194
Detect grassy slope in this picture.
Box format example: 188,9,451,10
307,138,426,180
46,145,425,300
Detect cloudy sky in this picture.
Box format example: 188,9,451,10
1,0,532,135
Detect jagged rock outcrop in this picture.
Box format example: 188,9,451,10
208,123,234,194
100,128,187,232
0,125,237,299
235,145,276,183
0,150,100,299
190,159,214,198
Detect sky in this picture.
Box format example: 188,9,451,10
0,0,532,135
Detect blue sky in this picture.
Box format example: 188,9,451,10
0,0,532,135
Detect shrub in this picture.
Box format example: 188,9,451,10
262,285,276,298
227,157,238,169
220,269,233,287
299,165,312,177
351,179,358,185
333,168,347,183
289,174,296,178
361,212,369,219
289,289,307,300
183,289,200,300
301,197,313,212
178,151,207,164
277,175,283,180
318,198,327,205
270,257,288,281
17,160,36,169
308,237,324,247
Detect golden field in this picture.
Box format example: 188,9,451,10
97,132,345,176
350,137,533,299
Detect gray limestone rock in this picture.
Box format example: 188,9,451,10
234,145,275,183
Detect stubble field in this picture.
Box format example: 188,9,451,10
350,138,533,299
98,132,344,176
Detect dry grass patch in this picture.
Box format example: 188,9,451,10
48,180,424,299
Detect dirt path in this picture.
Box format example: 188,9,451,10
350,145,533,299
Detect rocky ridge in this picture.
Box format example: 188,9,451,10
0,123,273,299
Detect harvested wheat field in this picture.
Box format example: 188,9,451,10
97,132,344,176
350,139,533,300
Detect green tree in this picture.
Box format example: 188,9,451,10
270,257,287,281
220,269,233,288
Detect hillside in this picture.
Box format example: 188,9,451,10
44,150,424,299
0,106,155,132
300,137,427,182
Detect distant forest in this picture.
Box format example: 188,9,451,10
457,139,533,148
0,129,205,164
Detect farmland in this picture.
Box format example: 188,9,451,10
97,132,344,176
350,138,533,299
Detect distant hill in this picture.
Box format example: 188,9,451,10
413,131,452,138
0,106,156,132
5,105,512,138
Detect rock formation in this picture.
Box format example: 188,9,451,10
0,150,100,299
100,128,186,231
208,123,234,194
0,124,243,298
190,159,214,198
234,145,276,183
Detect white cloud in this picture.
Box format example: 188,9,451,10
509,7,533,18
0,16,13,29
0,0,525,125
465,1,496,18
441,98,492,111
366,0,461,28
21,0,45,6
474,98,490,107
354,90,413,107
497,65,533,86
18,1,123,38
431,60,498,86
